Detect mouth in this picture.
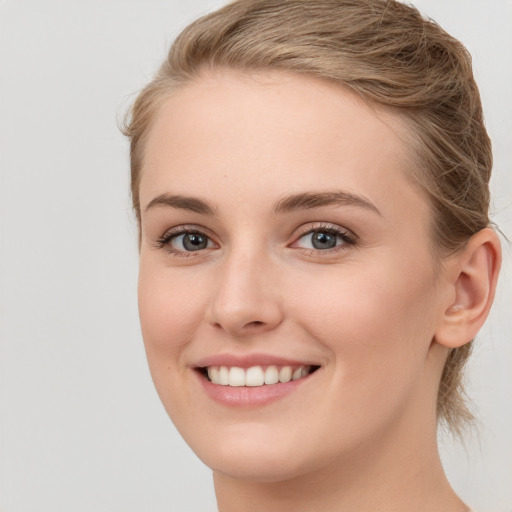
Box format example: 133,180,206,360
197,364,320,387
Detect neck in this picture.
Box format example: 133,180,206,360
213,411,467,512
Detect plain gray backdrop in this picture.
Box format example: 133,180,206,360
0,1,511,511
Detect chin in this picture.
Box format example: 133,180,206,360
175,420,319,483
207,450,315,484
177,414,369,487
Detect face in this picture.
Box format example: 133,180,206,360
138,70,447,482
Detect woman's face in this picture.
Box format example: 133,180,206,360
137,70,448,481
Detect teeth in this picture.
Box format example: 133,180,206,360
229,367,245,387
278,366,292,383
219,366,229,385
207,366,219,383
264,365,279,385
206,365,314,387
246,366,264,387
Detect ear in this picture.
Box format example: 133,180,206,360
435,228,502,349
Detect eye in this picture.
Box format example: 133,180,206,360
156,228,216,255
171,232,211,251
293,226,356,251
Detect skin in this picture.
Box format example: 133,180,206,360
137,69,499,511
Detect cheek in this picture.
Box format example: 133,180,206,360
137,261,206,366
137,261,209,421
281,262,439,447
289,256,439,390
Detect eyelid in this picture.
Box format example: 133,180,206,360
292,222,357,240
155,224,219,255
289,222,358,251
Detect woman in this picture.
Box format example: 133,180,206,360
123,1,501,510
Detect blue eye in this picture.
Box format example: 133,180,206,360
310,231,338,249
171,232,211,251
156,229,215,255
295,227,354,251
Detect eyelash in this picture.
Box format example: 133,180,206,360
155,226,216,257
292,223,357,254
155,223,357,257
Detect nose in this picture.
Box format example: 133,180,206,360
206,248,284,337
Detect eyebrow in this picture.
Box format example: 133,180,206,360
144,193,216,215
273,191,381,216
144,190,381,217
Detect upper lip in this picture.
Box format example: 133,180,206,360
193,353,320,369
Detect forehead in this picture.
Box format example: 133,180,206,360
140,69,424,219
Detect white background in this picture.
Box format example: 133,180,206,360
0,1,510,511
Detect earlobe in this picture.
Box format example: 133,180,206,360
435,228,502,349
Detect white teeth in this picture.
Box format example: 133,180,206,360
219,366,229,385
207,366,219,383
246,366,265,386
278,366,292,383
229,367,246,387
206,364,314,387
292,367,303,381
264,365,279,385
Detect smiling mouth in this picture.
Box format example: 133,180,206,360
199,364,320,387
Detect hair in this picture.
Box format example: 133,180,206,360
123,0,493,433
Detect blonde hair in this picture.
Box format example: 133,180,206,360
123,0,493,433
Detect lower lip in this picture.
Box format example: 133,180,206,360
197,372,313,407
